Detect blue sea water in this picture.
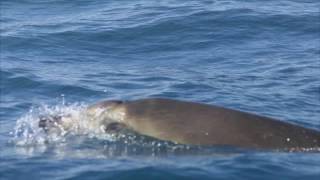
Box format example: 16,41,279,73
1,0,320,179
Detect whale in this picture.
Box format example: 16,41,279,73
39,98,320,151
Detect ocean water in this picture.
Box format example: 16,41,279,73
1,0,320,179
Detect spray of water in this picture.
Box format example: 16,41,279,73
11,102,116,146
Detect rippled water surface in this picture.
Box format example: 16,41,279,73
1,0,320,179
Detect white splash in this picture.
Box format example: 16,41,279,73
11,102,115,146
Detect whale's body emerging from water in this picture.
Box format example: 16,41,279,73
39,98,320,151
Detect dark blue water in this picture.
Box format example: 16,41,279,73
1,0,320,179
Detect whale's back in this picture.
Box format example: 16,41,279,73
124,98,320,150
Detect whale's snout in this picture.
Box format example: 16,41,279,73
38,115,63,132
38,113,75,134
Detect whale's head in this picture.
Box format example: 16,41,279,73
86,100,128,133
86,100,124,120
38,100,128,134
